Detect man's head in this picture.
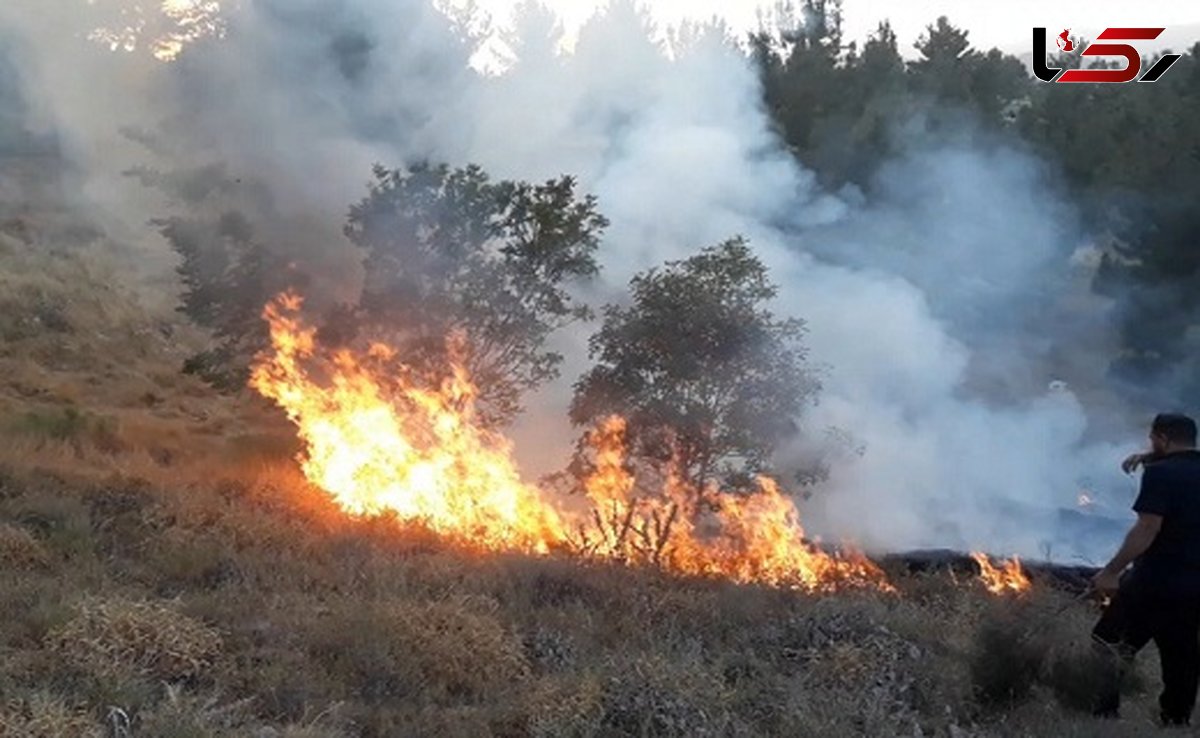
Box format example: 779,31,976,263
1150,413,1198,454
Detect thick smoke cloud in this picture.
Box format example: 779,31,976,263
0,0,1146,562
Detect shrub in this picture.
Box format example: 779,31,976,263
968,611,1045,706
0,694,103,738
305,597,529,704
0,523,49,569
46,598,223,682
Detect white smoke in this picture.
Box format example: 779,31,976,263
0,0,1145,562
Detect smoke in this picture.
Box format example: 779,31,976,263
0,0,1147,562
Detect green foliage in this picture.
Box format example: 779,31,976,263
158,208,289,391
571,237,817,493
756,14,1028,188
343,162,607,426
757,12,1200,404
129,159,302,392
1017,45,1200,403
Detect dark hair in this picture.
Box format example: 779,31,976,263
1152,413,1198,446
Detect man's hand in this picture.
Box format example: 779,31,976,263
1121,452,1150,474
1092,568,1122,597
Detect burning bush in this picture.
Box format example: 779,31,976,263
46,597,222,682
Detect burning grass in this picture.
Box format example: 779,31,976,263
250,293,889,593
0,248,1169,736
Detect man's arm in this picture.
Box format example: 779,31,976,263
1104,513,1163,573
1092,513,1163,595
1122,451,1163,473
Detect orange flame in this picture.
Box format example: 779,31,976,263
249,293,567,553
250,293,890,591
577,416,891,590
970,552,1031,595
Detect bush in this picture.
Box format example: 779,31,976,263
968,611,1045,706
0,523,50,569
0,695,103,738
305,597,529,704
47,598,223,682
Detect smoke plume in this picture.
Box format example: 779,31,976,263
0,0,1149,563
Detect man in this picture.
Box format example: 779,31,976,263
1092,413,1200,725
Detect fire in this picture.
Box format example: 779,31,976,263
970,552,1031,595
577,416,891,591
250,293,890,591
249,293,567,553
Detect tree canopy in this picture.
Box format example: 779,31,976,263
343,162,608,426
571,238,818,496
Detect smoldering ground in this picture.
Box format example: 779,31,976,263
0,0,1153,563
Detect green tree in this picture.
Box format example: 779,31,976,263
131,162,299,390
344,162,608,426
909,16,1026,120
570,238,818,497
753,0,846,180
1020,45,1200,404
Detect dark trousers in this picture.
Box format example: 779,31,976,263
1092,581,1200,724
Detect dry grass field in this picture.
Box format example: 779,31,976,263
0,217,1183,737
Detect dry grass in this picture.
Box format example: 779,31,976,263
0,238,1177,737
47,598,223,682
0,523,50,569
0,695,104,738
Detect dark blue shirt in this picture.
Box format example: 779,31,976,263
1131,450,1200,596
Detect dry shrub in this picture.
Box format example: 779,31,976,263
1044,643,1113,713
0,695,104,738
388,597,530,698
47,598,223,682
522,676,605,738
0,523,50,569
968,608,1046,707
306,596,529,703
597,656,737,738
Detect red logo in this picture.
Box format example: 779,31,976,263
1033,27,1180,83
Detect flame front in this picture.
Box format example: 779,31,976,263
250,293,567,553
970,552,1031,595
250,293,890,591
578,416,891,591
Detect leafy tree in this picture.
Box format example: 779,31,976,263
909,16,1026,121
570,238,818,497
753,0,847,180
805,20,910,186
1020,45,1200,405
344,162,608,426
159,208,296,390
128,161,299,390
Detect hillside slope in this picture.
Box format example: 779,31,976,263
0,219,1174,737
